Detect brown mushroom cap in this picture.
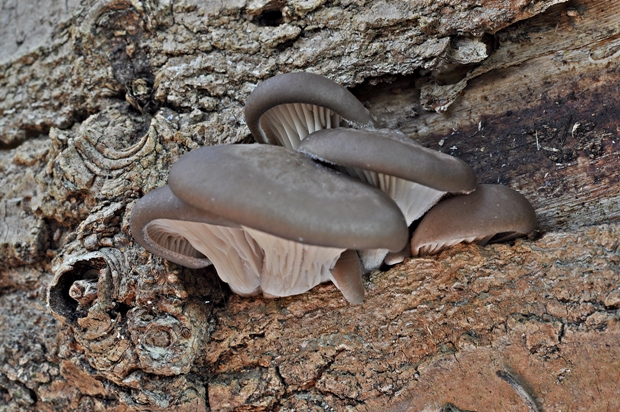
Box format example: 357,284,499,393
168,144,408,252
410,184,537,256
298,128,476,193
130,185,237,269
245,72,376,148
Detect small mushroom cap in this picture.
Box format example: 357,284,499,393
168,144,408,252
410,184,537,256
298,128,477,193
245,72,375,145
130,185,239,268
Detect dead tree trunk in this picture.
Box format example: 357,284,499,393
1,0,619,410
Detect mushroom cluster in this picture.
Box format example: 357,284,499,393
131,72,536,304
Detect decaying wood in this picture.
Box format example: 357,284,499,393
1,0,619,411
208,225,620,411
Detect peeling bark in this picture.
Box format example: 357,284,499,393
1,0,619,411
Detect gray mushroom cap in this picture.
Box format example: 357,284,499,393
245,72,376,147
298,128,477,270
297,128,477,193
168,144,408,252
410,184,537,256
130,185,238,269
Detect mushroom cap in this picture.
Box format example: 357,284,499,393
245,72,375,145
130,185,239,268
298,128,477,193
168,144,408,252
410,184,537,256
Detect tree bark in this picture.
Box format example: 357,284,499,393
1,0,619,411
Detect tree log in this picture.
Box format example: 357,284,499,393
1,0,619,411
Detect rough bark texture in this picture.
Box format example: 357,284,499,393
1,0,619,411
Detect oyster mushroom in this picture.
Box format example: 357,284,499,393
130,185,264,295
245,72,376,149
166,144,408,303
298,128,477,269
410,184,537,256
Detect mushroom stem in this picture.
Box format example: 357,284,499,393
329,250,365,304
153,219,263,296
243,227,343,298
383,244,412,266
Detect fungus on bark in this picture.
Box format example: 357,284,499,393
130,185,264,295
410,184,537,256
298,128,477,269
133,144,408,303
245,72,376,149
